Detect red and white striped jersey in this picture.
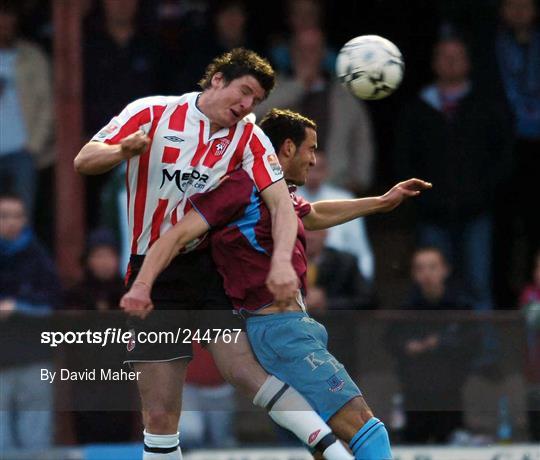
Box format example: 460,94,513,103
91,92,283,255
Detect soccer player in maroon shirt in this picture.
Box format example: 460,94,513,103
122,109,431,458
76,50,347,460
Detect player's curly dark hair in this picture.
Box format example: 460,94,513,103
198,48,275,97
259,109,317,151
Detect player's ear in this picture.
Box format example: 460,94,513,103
281,138,296,159
211,72,225,88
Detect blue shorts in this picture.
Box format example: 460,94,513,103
246,312,361,421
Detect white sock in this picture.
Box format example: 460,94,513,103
253,376,353,459
143,430,182,459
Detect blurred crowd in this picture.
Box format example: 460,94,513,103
1,0,540,452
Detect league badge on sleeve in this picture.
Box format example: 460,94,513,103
266,154,283,176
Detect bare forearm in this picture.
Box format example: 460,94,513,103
74,142,125,175
305,197,387,230
270,200,298,262
135,212,209,286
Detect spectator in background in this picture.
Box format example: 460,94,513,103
0,193,60,451
494,0,540,295
394,37,513,310
179,343,237,448
63,228,135,444
0,2,52,218
385,247,478,444
173,0,256,94
255,27,375,194
305,228,373,312
305,228,372,375
83,0,162,229
298,150,375,283
520,250,540,441
64,228,125,310
269,0,336,76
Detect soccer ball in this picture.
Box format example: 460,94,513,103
336,35,404,100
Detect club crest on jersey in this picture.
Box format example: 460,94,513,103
327,374,345,392
127,329,136,352
213,138,231,156
266,154,283,175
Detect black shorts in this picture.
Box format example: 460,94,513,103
124,248,242,363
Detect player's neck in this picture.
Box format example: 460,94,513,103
197,92,224,136
436,80,468,94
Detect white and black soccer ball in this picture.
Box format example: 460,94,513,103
336,35,404,100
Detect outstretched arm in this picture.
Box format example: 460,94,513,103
120,210,210,317
303,178,432,230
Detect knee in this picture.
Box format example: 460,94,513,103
144,408,180,434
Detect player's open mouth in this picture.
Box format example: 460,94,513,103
230,109,240,119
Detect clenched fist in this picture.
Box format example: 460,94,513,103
120,281,154,319
120,130,151,159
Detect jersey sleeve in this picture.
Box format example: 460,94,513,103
241,124,284,192
90,97,155,145
188,169,255,228
292,193,312,218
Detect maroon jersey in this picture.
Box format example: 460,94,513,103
189,168,311,311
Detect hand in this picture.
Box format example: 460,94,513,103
405,339,427,355
120,130,150,160
424,334,440,349
266,259,299,308
120,281,154,319
380,178,432,212
0,299,16,320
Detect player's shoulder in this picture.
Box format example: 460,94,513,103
125,95,188,112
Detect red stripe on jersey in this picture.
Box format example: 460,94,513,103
168,103,188,131
202,126,237,169
126,158,131,224
108,107,151,145
131,105,166,253
162,146,180,163
171,207,178,225
226,123,253,173
249,133,272,188
190,121,209,167
149,198,169,247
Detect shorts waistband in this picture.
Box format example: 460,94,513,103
243,311,308,323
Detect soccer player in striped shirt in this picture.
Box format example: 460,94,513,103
76,50,348,460
122,109,431,459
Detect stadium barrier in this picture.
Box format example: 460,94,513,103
2,445,540,460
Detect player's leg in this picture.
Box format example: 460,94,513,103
246,313,392,460
208,334,353,459
328,397,392,460
135,360,187,459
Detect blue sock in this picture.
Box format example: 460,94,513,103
349,417,392,460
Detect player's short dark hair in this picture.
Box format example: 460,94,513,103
259,109,317,152
198,48,275,97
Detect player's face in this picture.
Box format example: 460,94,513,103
0,199,27,241
287,128,317,186
209,74,266,128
